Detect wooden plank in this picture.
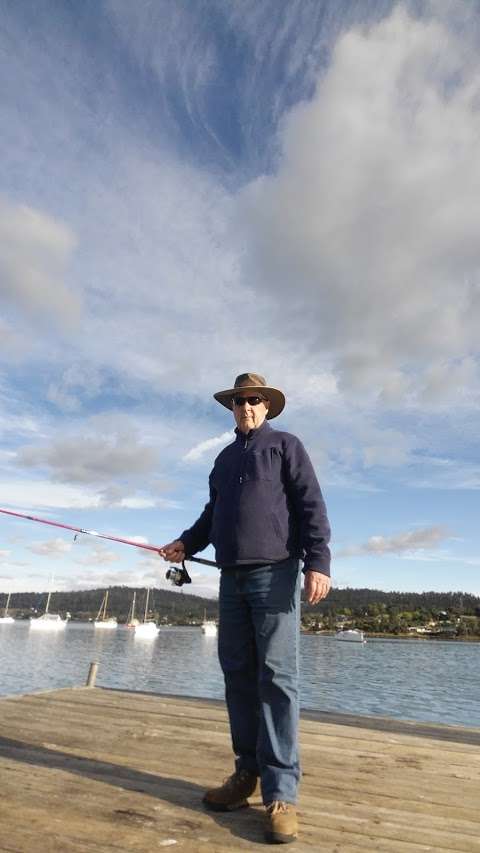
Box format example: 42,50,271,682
0,687,479,852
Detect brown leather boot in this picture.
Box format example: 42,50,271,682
264,801,298,843
203,769,258,812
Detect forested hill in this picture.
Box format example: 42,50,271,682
305,587,480,615
3,586,218,621
2,585,479,620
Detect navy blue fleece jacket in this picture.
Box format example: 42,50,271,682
180,421,331,575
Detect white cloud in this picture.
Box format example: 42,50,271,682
0,409,40,441
361,428,414,469
0,480,102,510
410,458,480,491
0,196,80,330
240,6,480,403
105,0,384,173
10,412,187,510
17,426,157,485
54,569,138,591
28,538,72,556
46,365,105,413
73,544,120,566
0,479,157,511
0,0,366,416
53,563,218,598
419,358,479,405
338,525,449,557
0,3,271,397
107,0,220,130
183,431,233,463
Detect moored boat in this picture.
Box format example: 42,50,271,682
0,592,14,624
126,591,139,628
335,629,366,643
201,609,217,636
94,590,117,629
134,620,159,638
30,612,67,630
30,592,68,630
30,584,68,631
134,588,159,638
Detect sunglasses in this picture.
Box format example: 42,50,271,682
232,395,267,407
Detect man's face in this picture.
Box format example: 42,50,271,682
233,392,270,434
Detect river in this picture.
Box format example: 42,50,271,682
0,622,478,728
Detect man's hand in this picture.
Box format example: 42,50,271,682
304,570,331,605
159,539,185,563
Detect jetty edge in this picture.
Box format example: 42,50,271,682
0,685,479,852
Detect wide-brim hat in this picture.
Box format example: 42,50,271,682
214,373,285,419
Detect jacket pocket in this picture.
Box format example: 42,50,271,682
245,449,272,481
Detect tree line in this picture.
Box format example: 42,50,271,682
2,585,479,625
2,586,218,622
301,587,480,616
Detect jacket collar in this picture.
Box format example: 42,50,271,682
235,419,271,444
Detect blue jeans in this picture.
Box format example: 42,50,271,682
218,558,301,805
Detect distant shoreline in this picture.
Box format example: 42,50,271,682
303,629,480,642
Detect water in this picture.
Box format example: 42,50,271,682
0,622,478,728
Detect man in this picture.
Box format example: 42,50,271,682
161,373,331,844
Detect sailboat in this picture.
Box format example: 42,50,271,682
30,586,67,630
93,590,117,629
134,588,159,638
126,590,139,628
201,607,217,637
0,592,14,624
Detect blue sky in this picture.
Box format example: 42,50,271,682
1,0,480,598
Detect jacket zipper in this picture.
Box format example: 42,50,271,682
239,435,248,483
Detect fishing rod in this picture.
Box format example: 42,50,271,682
0,507,217,587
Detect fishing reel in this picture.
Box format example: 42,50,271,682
166,560,192,587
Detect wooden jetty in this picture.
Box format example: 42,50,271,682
0,686,479,852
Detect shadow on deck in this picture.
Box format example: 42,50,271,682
0,687,479,852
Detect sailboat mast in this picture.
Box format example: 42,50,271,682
103,590,109,620
96,593,104,621
3,592,11,617
45,590,52,614
128,591,136,623
144,588,150,623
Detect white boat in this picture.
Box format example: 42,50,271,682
335,629,366,643
0,592,14,624
126,591,139,628
201,608,217,637
134,588,159,638
93,590,117,629
135,620,159,638
30,590,67,631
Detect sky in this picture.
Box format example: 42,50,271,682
1,0,480,599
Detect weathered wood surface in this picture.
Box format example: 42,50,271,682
0,687,479,852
